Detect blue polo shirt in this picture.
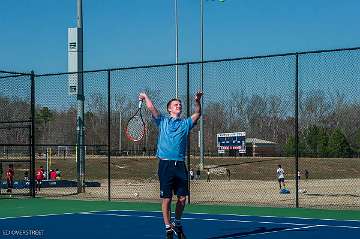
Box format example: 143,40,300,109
154,115,194,161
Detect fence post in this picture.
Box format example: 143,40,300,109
30,71,36,198
295,54,299,208
186,63,191,204
107,70,111,201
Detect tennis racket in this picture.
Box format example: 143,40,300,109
125,100,146,142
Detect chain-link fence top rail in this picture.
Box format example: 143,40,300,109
0,70,29,78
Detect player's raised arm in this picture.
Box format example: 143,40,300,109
191,91,203,124
139,92,160,119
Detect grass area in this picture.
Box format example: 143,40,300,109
3,155,359,181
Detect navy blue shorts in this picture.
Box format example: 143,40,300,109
158,160,189,198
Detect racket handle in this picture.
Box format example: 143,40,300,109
138,100,143,108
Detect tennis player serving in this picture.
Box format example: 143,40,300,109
139,91,203,239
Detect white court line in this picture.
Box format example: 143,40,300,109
3,208,359,223
0,210,105,220
1,209,359,230
91,213,360,230
95,209,360,223
186,211,360,223
91,209,360,224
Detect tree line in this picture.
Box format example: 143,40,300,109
1,88,360,158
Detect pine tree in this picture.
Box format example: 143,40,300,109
328,128,352,158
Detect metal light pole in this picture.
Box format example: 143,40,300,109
199,0,225,171
76,0,85,193
175,0,179,98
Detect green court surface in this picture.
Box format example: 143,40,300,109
1,198,360,220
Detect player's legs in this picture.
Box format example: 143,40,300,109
171,196,186,239
173,161,188,238
158,160,175,237
175,195,186,220
162,197,172,225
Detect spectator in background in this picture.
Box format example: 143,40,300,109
50,169,57,180
226,168,231,181
24,171,29,181
196,168,201,180
304,169,309,179
6,164,14,193
206,169,211,182
36,166,45,192
297,170,301,180
276,165,286,190
55,169,62,180
189,168,194,180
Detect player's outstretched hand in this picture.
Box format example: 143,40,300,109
195,91,203,101
139,92,147,101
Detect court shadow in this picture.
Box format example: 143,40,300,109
207,226,303,239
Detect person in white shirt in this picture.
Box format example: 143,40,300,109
189,169,194,180
276,165,285,189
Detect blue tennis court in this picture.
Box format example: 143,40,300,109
1,209,359,238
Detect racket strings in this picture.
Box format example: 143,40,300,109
127,116,145,141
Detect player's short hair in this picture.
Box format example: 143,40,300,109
167,98,182,113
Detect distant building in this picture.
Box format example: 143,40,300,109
245,138,280,157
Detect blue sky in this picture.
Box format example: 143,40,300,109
0,0,360,74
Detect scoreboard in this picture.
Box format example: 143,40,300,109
216,132,246,154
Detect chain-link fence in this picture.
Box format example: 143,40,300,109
1,47,360,209
0,71,34,198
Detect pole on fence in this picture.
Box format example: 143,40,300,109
107,70,111,201
199,0,205,171
186,64,191,204
295,54,299,208
46,149,49,180
30,71,36,197
119,110,122,154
